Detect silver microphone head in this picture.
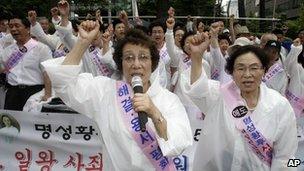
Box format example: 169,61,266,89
131,75,143,88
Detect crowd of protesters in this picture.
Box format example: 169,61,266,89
0,0,303,170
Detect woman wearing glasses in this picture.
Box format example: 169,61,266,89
181,32,297,171
42,20,192,171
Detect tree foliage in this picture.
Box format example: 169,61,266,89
0,0,217,20
0,0,54,18
285,2,304,39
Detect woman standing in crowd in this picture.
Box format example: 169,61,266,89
42,20,192,170
181,32,297,170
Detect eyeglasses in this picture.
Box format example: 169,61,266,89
234,65,264,74
122,53,151,64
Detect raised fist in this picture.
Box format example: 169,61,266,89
58,0,70,17
166,17,175,30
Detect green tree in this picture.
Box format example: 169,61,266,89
297,2,304,30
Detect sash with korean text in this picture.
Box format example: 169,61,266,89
262,62,284,82
52,47,69,58
4,39,38,72
159,46,170,65
89,46,113,77
285,89,304,118
220,81,273,167
180,53,191,71
116,81,175,171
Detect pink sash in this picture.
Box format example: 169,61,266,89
5,39,38,72
89,47,113,77
220,81,273,167
285,89,304,118
116,81,175,171
262,62,284,82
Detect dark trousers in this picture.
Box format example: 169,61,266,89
4,84,44,111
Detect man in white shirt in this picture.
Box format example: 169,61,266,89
149,20,178,89
0,14,52,111
263,40,289,95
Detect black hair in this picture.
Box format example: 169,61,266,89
71,19,81,33
112,19,124,30
225,45,269,75
0,12,10,21
195,19,204,29
173,24,186,37
272,28,284,35
180,31,196,55
113,29,159,73
148,20,166,34
9,13,30,28
134,25,149,35
173,21,185,31
218,34,231,45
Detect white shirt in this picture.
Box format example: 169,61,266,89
181,68,298,171
173,60,210,171
0,32,15,50
186,21,193,32
42,57,193,171
30,22,62,51
56,25,115,77
284,45,304,118
204,47,231,84
0,38,52,85
263,60,289,95
165,28,211,170
156,41,179,89
165,29,182,68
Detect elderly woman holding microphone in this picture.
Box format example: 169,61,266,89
42,20,192,170
180,32,297,170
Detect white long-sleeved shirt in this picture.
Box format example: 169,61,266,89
0,38,52,85
262,59,289,95
0,32,15,50
205,46,231,84
42,57,193,171
56,24,115,77
30,22,62,51
284,45,304,118
181,68,297,171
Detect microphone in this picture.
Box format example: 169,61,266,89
131,75,148,132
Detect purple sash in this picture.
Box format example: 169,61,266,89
211,69,220,80
4,39,38,72
181,54,191,71
262,62,284,82
285,89,304,118
89,47,112,77
52,49,66,58
116,81,175,171
160,46,170,64
220,81,273,167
